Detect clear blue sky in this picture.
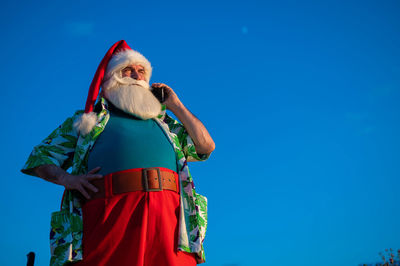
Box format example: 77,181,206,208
1,0,399,265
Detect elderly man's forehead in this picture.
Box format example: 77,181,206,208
126,64,145,69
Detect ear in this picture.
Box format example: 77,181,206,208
73,112,98,136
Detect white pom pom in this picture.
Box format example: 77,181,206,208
73,112,98,136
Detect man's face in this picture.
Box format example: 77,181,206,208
121,64,146,81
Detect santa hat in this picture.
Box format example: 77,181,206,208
74,40,152,135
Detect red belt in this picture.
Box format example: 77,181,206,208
86,167,179,202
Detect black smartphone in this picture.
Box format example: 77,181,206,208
151,86,165,103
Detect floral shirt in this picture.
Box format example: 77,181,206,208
21,98,210,266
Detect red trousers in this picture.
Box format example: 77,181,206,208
75,170,197,266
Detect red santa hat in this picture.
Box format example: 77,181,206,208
75,40,152,135
84,40,152,113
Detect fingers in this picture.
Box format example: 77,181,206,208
77,177,100,199
70,169,102,199
152,84,174,98
86,167,103,180
86,174,103,179
77,183,91,199
151,83,163,87
151,83,171,90
88,166,101,174
82,179,99,193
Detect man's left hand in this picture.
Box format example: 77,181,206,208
151,83,181,110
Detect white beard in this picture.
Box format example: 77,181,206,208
102,75,161,120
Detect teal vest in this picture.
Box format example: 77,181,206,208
88,106,177,175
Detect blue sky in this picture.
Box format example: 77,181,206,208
1,0,400,265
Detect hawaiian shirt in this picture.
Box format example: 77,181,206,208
21,98,210,265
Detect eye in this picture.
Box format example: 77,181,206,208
139,69,145,74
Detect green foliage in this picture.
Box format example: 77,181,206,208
59,141,76,149
60,134,78,143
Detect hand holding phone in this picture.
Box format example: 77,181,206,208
151,85,166,103
151,83,179,110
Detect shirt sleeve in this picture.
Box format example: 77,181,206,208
21,111,83,177
163,114,211,162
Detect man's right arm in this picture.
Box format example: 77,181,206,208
33,164,102,199
21,111,83,177
21,110,102,199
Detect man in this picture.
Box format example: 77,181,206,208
21,40,215,266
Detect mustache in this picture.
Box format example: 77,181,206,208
102,74,150,92
115,76,149,89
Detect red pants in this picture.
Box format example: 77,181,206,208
75,171,197,266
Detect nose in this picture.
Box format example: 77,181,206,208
131,69,139,80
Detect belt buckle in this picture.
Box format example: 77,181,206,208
142,167,163,192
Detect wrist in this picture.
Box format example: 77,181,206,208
168,100,184,113
57,172,70,188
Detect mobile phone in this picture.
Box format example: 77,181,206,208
151,86,165,103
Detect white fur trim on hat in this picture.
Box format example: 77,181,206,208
105,50,152,82
73,112,98,136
